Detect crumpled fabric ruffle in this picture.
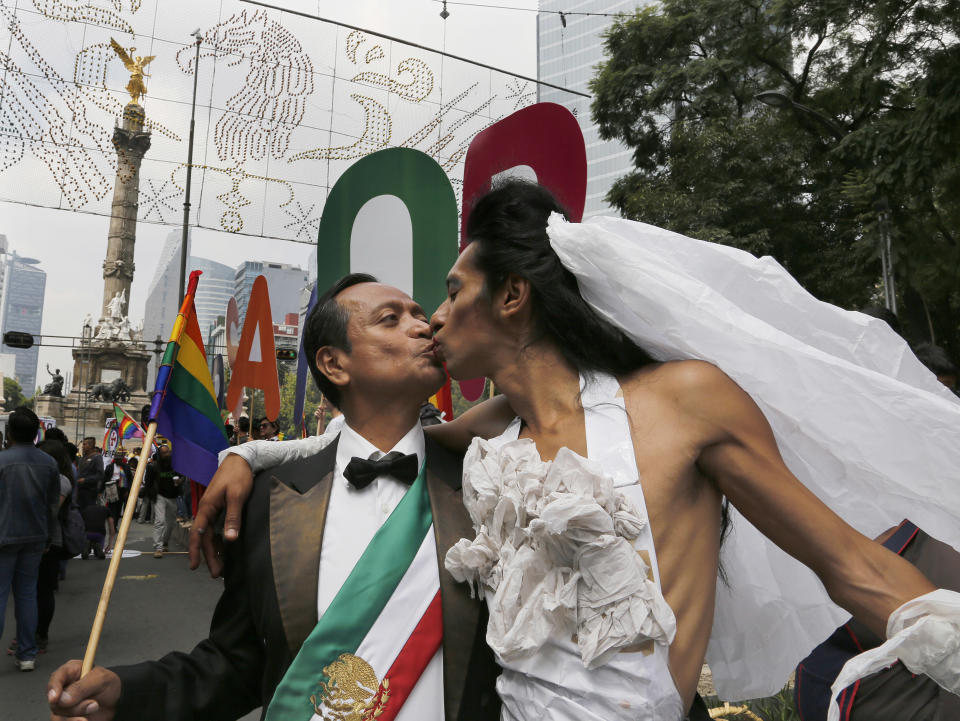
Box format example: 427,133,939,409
444,437,676,669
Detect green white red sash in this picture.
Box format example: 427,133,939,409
266,465,442,721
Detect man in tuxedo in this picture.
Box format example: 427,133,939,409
47,273,500,721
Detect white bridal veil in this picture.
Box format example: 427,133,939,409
547,213,960,700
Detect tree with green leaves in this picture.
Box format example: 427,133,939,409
3,376,31,411
591,0,960,358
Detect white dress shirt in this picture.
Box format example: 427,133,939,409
319,420,426,616
224,420,444,721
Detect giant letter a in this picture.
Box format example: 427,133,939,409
226,275,280,421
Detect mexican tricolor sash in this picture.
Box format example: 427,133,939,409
266,464,443,721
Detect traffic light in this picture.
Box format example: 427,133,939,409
275,348,297,361
3,331,34,349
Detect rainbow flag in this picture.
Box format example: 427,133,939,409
148,270,228,485
112,403,144,440
300,413,308,439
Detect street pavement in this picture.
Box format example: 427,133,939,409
1,520,260,721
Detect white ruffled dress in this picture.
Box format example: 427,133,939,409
445,373,685,721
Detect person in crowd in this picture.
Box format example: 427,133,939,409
913,342,958,393
315,396,344,436
102,450,131,526
151,445,182,559
64,442,79,474
137,453,156,525
44,429,76,582
176,471,191,523
80,500,115,561
33,439,74,654
0,407,59,672
257,418,280,441
47,275,501,721
249,417,263,441
75,437,104,510
233,416,250,445
419,400,444,426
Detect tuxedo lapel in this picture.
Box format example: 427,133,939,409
268,437,339,657
424,436,479,721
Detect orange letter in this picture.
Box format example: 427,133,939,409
225,276,280,420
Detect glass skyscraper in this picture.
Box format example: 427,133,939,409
0,251,47,394
233,261,309,329
538,1,649,217
142,230,235,381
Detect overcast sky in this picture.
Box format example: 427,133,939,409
1,0,539,388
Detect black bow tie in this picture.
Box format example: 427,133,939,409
343,451,419,490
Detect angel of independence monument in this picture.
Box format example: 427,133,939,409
35,42,155,437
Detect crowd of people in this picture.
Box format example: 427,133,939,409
0,405,221,672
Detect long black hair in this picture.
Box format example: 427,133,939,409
466,179,733,559
465,179,656,375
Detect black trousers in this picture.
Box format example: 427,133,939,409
686,694,711,721
36,550,61,639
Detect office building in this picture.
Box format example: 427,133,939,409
142,230,235,380
234,261,309,329
0,250,47,393
538,0,650,217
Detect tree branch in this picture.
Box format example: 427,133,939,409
798,32,826,93
751,50,800,89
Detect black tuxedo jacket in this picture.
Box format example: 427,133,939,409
113,434,500,721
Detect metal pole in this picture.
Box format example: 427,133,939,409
876,196,897,314
80,339,88,441
73,346,81,443
178,32,203,304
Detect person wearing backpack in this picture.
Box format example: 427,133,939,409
33,440,77,655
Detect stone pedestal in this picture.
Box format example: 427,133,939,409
72,340,151,394
36,390,152,446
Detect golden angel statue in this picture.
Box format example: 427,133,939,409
110,38,155,105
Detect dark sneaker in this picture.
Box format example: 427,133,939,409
36,636,48,653
6,640,16,656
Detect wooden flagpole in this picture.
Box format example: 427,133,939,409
81,420,159,676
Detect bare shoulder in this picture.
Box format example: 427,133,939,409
620,359,740,401
620,360,762,443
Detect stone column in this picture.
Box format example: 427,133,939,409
101,103,151,321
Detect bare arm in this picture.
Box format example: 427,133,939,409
424,394,515,452
681,361,935,637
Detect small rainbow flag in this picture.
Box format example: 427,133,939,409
300,413,308,439
112,403,145,440
148,270,229,485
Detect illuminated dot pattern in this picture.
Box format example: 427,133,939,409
0,5,571,241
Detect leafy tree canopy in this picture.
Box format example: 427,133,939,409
3,376,31,411
591,0,960,357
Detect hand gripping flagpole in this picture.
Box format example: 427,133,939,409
80,421,158,676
